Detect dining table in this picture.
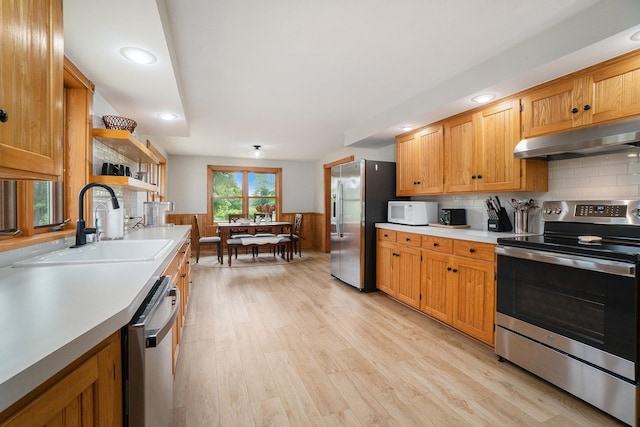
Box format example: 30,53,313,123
216,221,294,264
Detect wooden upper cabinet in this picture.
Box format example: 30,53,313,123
521,78,586,138
396,124,443,196
522,51,640,138
477,99,522,192
0,0,64,180
444,112,480,193
588,53,640,124
444,98,544,193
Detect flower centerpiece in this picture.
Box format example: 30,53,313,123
256,204,276,222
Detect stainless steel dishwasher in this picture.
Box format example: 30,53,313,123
125,276,179,427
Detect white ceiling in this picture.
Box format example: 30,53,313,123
63,0,640,162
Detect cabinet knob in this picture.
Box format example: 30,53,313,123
571,107,579,114
405,237,411,241
433,242,439,247
0,110,7,123
447,266,452,271
469,248,476,253
471,175,477,179
477,175,483,179
452,268,458,273
583,104,591,111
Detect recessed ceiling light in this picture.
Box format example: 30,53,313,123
401,125,413,132
120,47,157,64
471,94,496,104
157,112,178,121
631,31,640,41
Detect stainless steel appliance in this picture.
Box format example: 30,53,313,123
125,276,179,427
330,160,397,292
495,200,640,426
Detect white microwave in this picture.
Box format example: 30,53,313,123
387,201,437,226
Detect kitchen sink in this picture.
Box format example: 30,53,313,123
12,239,174,267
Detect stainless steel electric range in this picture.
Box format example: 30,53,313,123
495,200,640,426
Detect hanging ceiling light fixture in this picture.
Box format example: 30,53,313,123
249,145,265,159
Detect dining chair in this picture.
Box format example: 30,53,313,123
193,215,222,263
252,212,276,255
228,213,254,256
278,213,302,257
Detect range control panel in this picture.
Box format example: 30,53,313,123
575,204,627,217
542,200,640,225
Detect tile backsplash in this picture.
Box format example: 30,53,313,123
414,152,640,233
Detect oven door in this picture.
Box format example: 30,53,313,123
495,246,637,379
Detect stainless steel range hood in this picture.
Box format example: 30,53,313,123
513,116,640,160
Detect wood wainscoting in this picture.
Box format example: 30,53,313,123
166,212,326,254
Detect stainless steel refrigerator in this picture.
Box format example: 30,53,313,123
330,159,397,292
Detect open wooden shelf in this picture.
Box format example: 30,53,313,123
92,129,161,164
90,175,159,192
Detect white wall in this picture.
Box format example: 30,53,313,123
312,143,396,212
166,155,315,214
166,142,397,214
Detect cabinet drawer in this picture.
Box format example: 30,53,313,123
396,231,421,247
421,236,453,254
377,229,397,242
453,240,495,262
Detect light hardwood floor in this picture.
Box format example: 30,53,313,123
173,250,624,426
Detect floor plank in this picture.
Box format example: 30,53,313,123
174,250,625,426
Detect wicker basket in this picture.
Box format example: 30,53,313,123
102,115,137,133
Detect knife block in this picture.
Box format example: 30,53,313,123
488,207,513,232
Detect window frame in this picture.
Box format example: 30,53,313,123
207,165,282,224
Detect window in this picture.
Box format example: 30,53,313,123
34,181,64,228
208,166,282,222
0,181,17,232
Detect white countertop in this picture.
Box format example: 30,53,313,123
375,222,537,244
0,225,190,413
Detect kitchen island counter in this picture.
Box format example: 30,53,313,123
0,225,190,413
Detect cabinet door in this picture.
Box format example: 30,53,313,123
413,125,444,194
376,240,396,296
521,78,585,138
0,0,63,180
396,133,417,196
450,257,495,345
421,251,452,323
478,99,522,192
396,125,443,195
588,54,640,124
395,244,422,308
444,113,479,193
1,333,121,427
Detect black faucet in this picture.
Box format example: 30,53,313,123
74,183,120,247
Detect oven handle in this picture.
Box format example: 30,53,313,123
495,246,636,277
145,286,180,348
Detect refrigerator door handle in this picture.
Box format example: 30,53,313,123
337,181,343,237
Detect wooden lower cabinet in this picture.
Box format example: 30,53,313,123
0,332,122,427
377,229,496,346
376,230,421,307
450,256,495,344
164,237,191,375
421,249,452,324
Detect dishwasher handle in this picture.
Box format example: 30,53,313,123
146,286,180,348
